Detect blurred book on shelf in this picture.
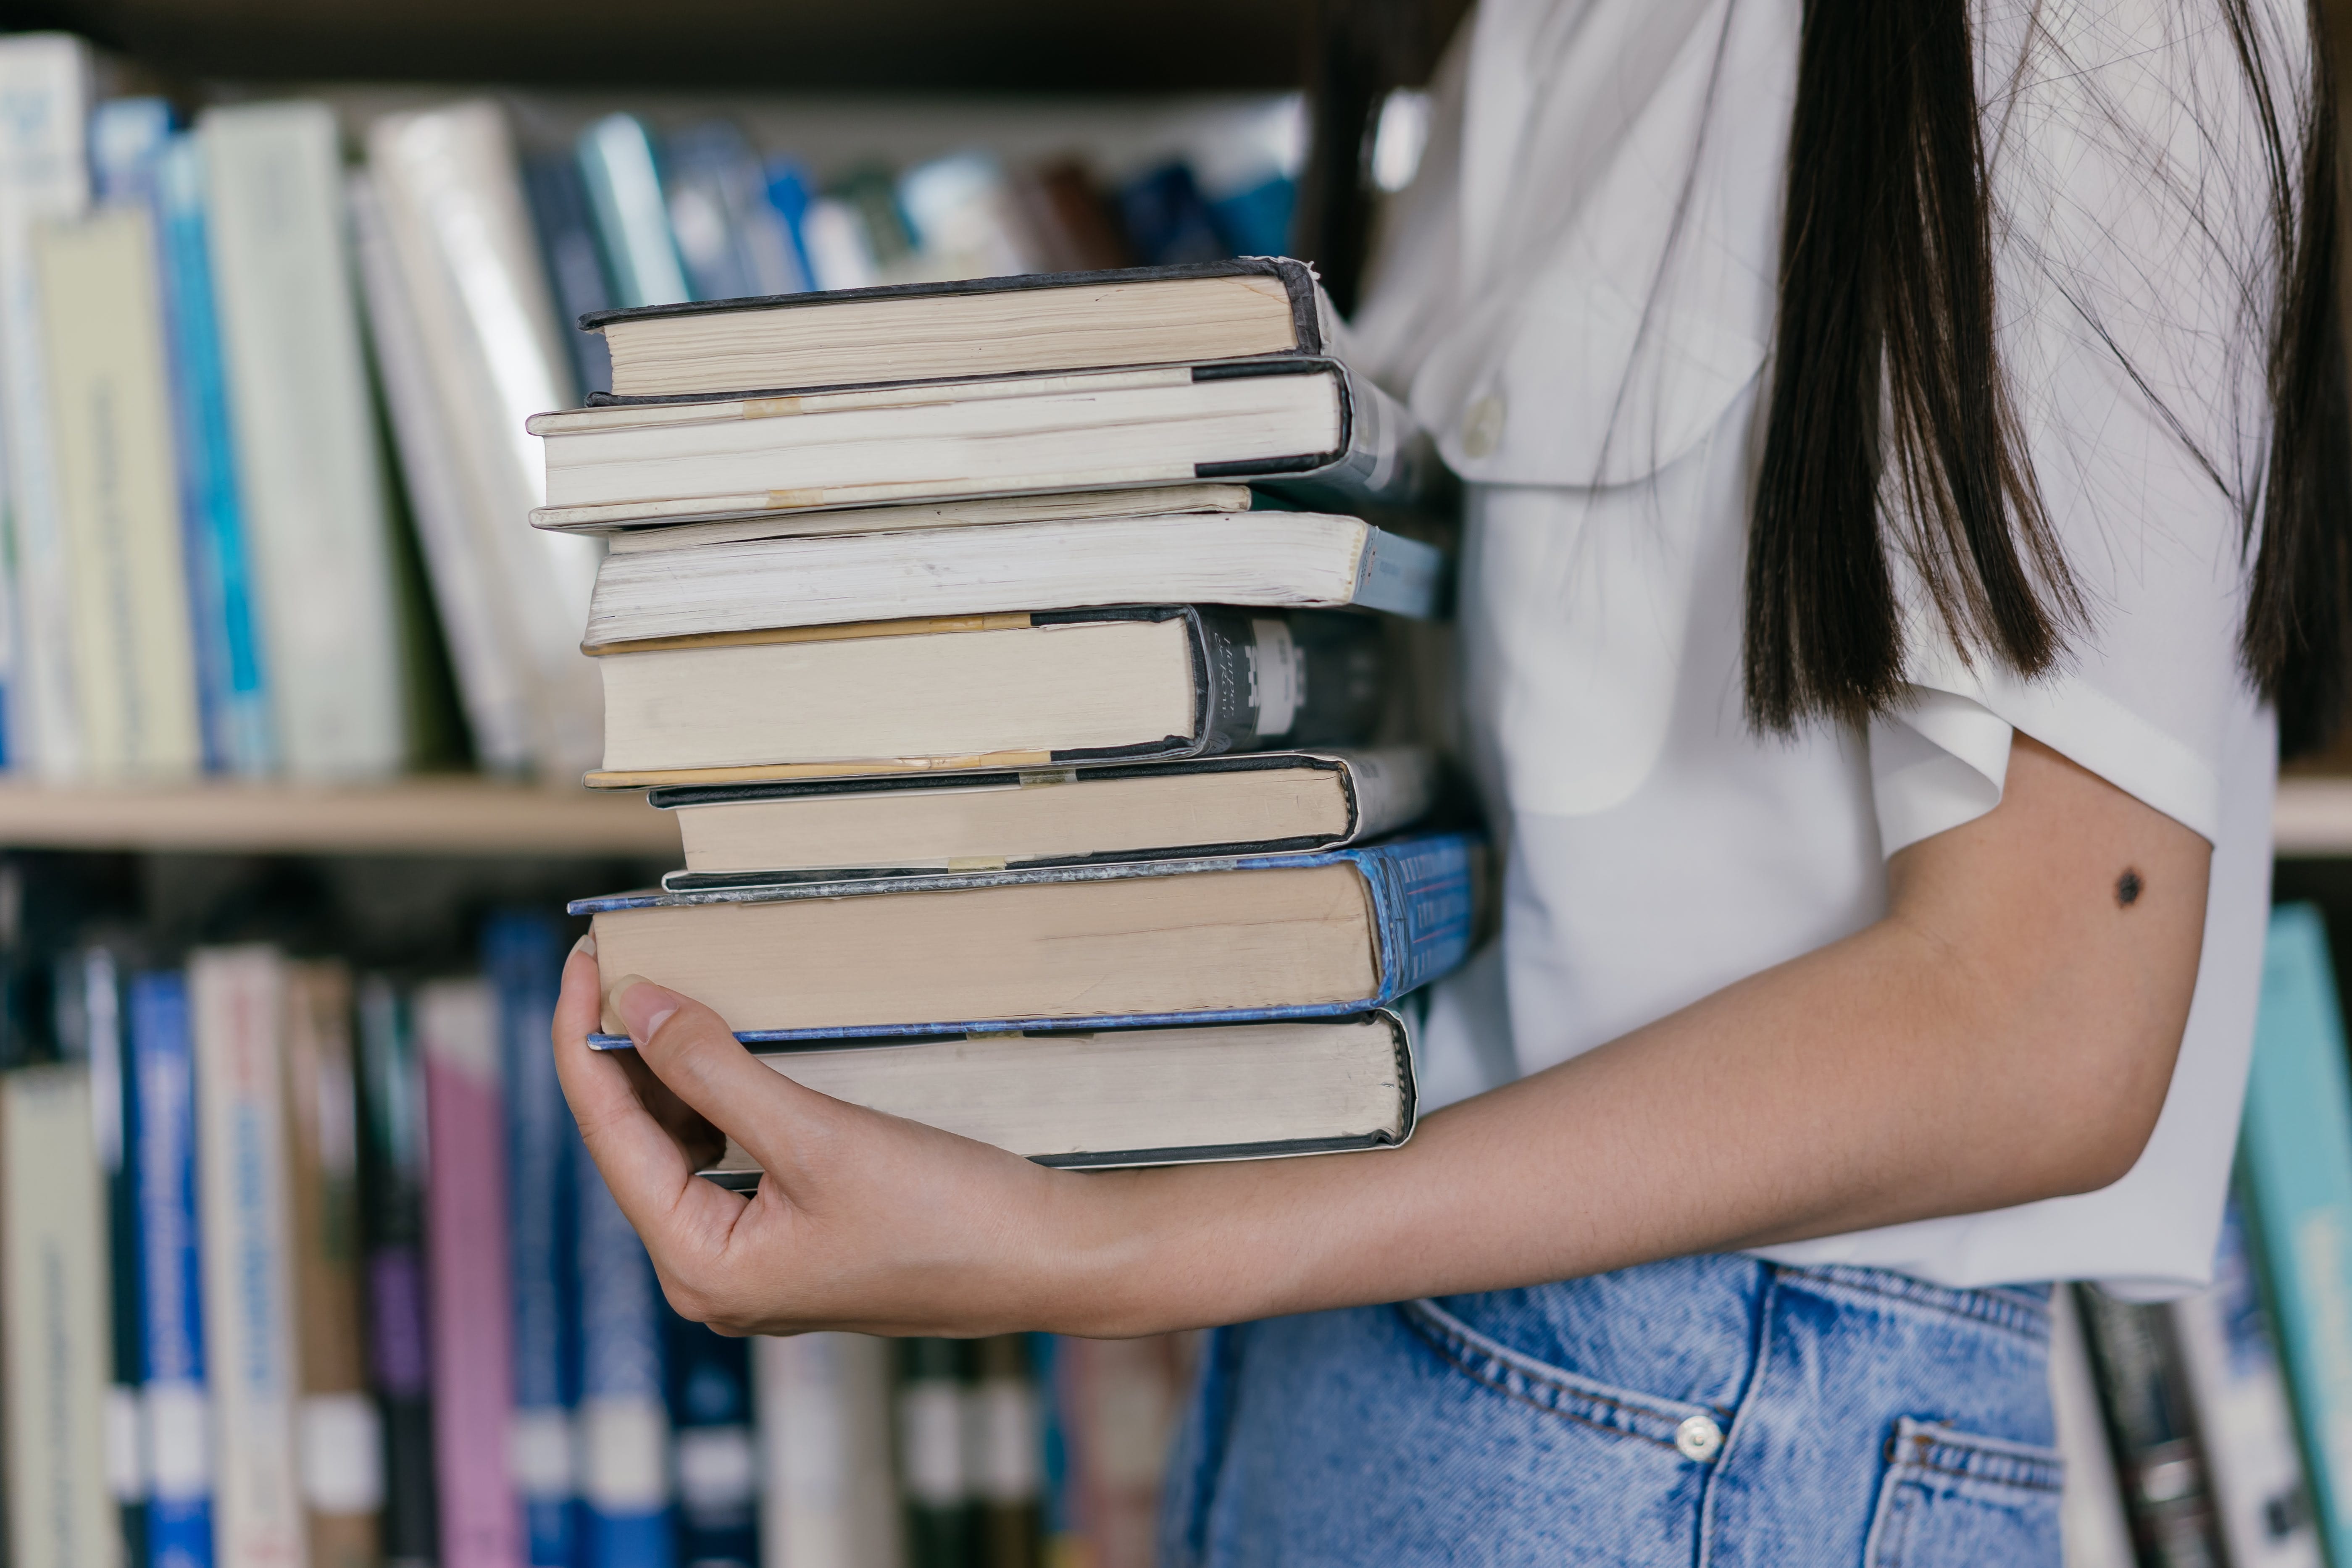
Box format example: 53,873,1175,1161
1,877,1211,1568
0,29,1313,793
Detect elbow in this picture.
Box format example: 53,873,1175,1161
2022,1009,2185,1200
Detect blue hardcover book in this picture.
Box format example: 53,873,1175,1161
2239,903,2352,1567
1115,163,1229,266
573,830,1482,1046
664,1309,756,1568
760,160,820,293
486,911,578,1568
577,114,691,310
156,134,273,776
128,972,214,1568
578,1164,674,1568
663,122,807,305
523,152,618,397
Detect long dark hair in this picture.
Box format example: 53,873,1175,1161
1748,0,2351,755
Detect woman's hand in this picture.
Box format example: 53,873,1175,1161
550,943,1109,1337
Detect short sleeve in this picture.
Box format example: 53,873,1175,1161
1869,0,2303,851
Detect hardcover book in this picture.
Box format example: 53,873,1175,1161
581,256,1339,400
754,1334,902,1568
525,357,1435,530
585,605,1384,790
574,832,1479,1043
694,1012,1417,1190
581,509,1445,649
653,746,1439,888
354,977,438,1568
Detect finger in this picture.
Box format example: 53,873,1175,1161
552,941,742,1245
608,973,839,1178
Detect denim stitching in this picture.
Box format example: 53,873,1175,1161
1396,1299,1717,1450
1697,1263,1782,1568
1887,1424,2064,1494
1774,1263,2051,1341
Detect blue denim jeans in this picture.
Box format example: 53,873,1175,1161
1160,1255,2060,1566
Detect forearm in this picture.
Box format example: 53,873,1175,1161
1058,908,2166,1337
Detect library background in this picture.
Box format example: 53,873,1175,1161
2,1,2352,1568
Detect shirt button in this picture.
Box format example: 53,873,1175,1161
1675,1414,1725,1462
1460,393,1505,458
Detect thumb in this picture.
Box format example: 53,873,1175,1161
608,974,839,1181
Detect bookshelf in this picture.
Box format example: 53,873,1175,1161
0,778,672,855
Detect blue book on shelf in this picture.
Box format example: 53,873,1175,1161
665,1308,757,1568
2239,903,2352,1568
760,160,819,294
578,113,692,310
487,911,579,1568
664,121,808,305
129,972,214,1568
578,1164,674,1567
573,830,1483,1047
523,152,618,397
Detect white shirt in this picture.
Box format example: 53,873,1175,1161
1363,0,2301,1294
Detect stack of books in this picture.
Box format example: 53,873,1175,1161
539,257,1484,1179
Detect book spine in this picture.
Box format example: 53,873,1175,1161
1053,1336,1188,1568
1344,832,1481,1002
130,972,216,1568
485,911,579,1568
577,114,692,310
1348,526,1448,619
666,1311,759,1568
3,1063,120,1568
418,977,523,1568
72,944,149,1565
355,977,437,1568
1032,1338,1077,1568
200,101,406,781
578,1161,673,1567
1253,362,1438,516
2048,1287,2136,1568
0,34,95,776
282,961,384,1568
896,1338,974,1568
2170,1191,2323,1568
156,134,274,777
754,1333,904,1568
968,1336,1042,1568
1328,747,1440,843
2239,902,2352,1568
2075,1284,2229,1566
189,946,307,1568
522,153,618,397
1190,608,1384,757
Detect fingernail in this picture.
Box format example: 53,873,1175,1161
609,974,678,1044
573,932,598,959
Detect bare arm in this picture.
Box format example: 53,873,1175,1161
553,733,2209,1337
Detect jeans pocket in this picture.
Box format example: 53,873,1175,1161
1398,1297,1731,1455
1863,1416,2064,1568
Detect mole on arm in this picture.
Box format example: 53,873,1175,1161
2115,869,2143,908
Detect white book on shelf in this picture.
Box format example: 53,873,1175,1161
3,1064,119,1568
756,1332,905,1568
190,946,309,1568
347,170,537,774
200,100,407,782
2049,1285,2135,1568
0,32,94,777
34,206,204,779
363,100,603,780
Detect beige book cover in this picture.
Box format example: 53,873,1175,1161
3,1064,121,1568
282,961,383,1568
34,205,203,780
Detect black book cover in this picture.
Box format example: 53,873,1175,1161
2074,1284,2228,1568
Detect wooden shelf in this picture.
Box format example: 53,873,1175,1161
0,779,674,857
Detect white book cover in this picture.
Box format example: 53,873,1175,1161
347,170,536,774
2,1064,120,1568
199,101,405,782
2049,1287,2135,1568
755,1333,905,1568
363,100,602,780
191,946,309,1568
2171,1200,2324,1568
34,207,203,779
0,33,93,776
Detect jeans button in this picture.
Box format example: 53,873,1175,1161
1675,1414,1724,1462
